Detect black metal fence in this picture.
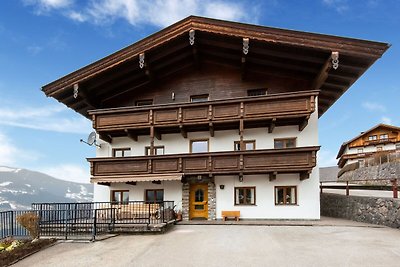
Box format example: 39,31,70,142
1,201,175,240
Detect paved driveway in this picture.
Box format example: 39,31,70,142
14,219,400,267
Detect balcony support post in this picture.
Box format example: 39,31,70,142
125,129,138,141
150,126,155,155
300,171,310,181
299,116,309,131
99,132,112,143
180,125,187,138
239,119,244,150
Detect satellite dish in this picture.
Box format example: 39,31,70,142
80,131,101,148
87,132,96,145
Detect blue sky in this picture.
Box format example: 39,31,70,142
0,0,399,183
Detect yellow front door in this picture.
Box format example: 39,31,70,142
189,184,208,220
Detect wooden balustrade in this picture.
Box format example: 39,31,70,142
89,90,318,140
88,147,319,180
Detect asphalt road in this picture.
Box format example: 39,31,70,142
13,219,400,267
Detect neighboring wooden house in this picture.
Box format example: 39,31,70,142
337,124,400,168
42,16,388,220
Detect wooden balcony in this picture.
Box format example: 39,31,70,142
89,90,318,141
88,146,319,182
363,137,397,147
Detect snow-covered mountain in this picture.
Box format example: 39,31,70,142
0,166,93,211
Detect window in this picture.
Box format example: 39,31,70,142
235,187,256,205
145,146,165,155
275,186,297,205
190,94,209,102
396,143,400,150
111,190,129,203
357,148,364,154
274,138,296,149
380,134,388,140
377,146,383,151
368,135,377,141
247,88,267,96
145,189,164,203
135,99,153,106
234,140,256,151
113,148,131,157
190,139,209,153
358,159,365,167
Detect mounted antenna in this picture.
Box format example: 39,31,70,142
80,131,101,148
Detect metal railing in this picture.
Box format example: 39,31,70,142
1,201,175,240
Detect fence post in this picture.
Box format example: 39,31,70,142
392,179,398,199
92,209,97,241
346,181,349,196
10,211,14,237
320,182,323,194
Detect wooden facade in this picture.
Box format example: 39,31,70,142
337,124,400,168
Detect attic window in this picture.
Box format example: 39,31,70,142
247,89,267,96
190,94,209,102
368,135,377,141
136,99,153,106
380,134,388,140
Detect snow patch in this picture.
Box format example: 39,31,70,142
25,184,31,187
0,166,21,173
0,181,12,186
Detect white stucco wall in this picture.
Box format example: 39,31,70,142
215,172,320,219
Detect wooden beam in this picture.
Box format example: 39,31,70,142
268,118,276,133
300,171,311,181
99,132,112,143
154,128,162,140
209,122,214,137
124,129,138,142
150,126,155,155
269,171,277,181
311,52,335,90
152,180,161,184
241,56,247,80
299,116,309,131
126,182,137,186
98,182,110,186
180,125,187,138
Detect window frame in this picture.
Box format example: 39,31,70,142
135,99,153,106
247,88,267,97
274,186,297,206
379,133,388,140
234,140,256,151
190,139,209,153
234,186,256,206
274,138,297,149
112,148,131,157
110,190,129,204
145,146,165,156
145,189,164,203
368,135,377,141
190,94,209,102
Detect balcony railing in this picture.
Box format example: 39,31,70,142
88,147,319,181
89,90,318,139
363,137,397,146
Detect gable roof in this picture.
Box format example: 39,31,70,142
336,123,400,158
41,16,389,118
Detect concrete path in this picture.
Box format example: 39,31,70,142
13,218,400,267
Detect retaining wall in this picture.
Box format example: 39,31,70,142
321,193,400,229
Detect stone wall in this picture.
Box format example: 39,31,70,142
339,162,400,184
321,193,400,229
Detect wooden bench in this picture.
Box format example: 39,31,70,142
222,211,240,221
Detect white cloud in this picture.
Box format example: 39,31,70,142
318,149,338,167
27,45,43,55
0,105,92,134
381,116,392,125
0,132,41,166
39,164,90,183
25,0,259,28
24,0,73,13
361,101,387,112
322,0,349,14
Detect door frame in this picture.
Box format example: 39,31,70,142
189,183,209,220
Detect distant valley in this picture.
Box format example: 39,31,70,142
0,166,93,211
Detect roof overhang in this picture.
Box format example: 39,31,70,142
42,16,390,118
